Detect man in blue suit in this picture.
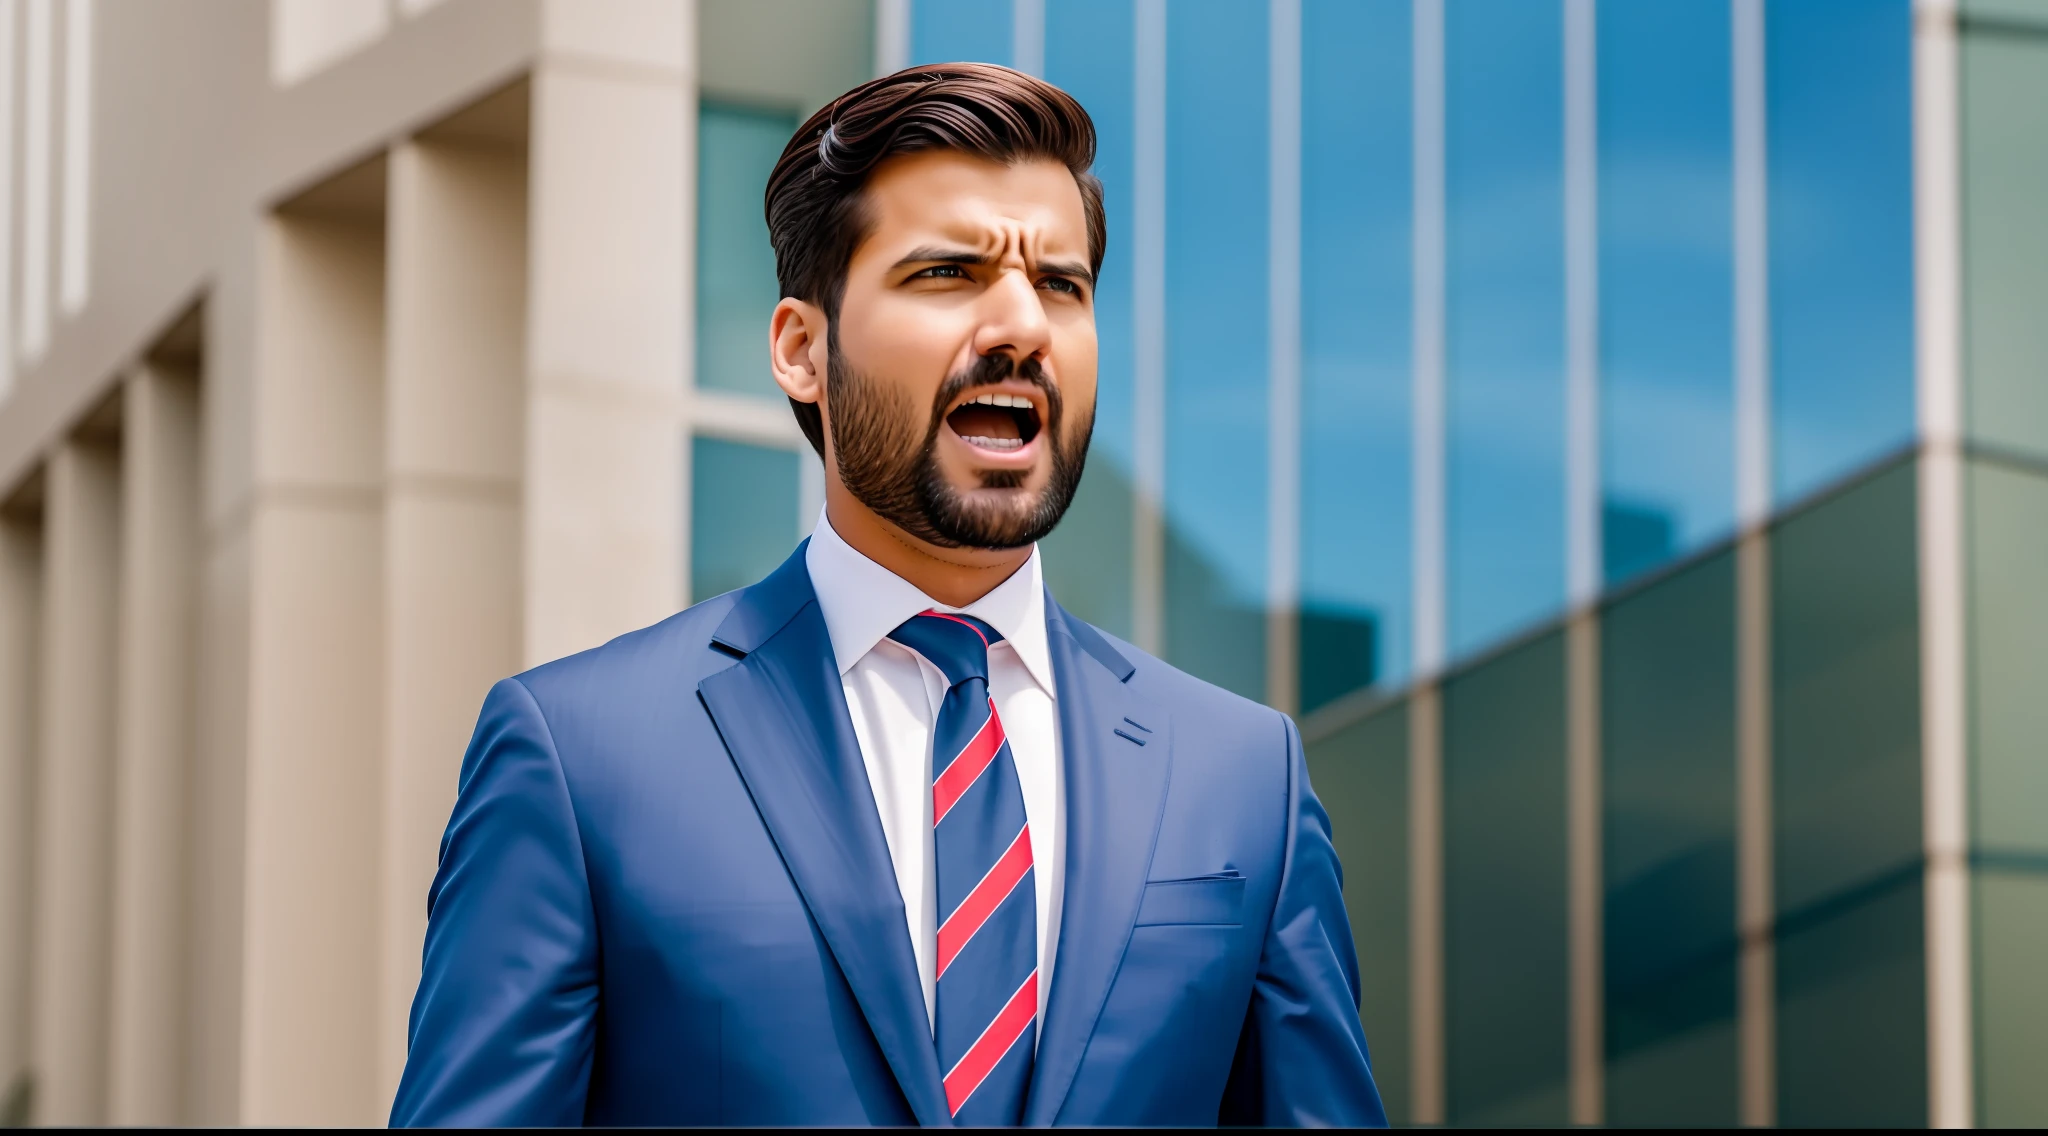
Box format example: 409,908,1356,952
391,62,1385,1128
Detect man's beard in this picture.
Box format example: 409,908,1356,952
826,341,1092,550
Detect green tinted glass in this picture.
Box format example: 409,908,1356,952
697,103,796,397
1304,697,1410,1123
1975,867,2048,1127
690,436,801,603
1768,460,1925,1125
1443,631,1568,1125
1601,552,1738,1124
1966,459,2048,853
1770,460,1921,918
1774,874,1926,1126
1962,18,2048,458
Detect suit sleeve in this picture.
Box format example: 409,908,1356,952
1219,716,1390,1128
389,677,601,1128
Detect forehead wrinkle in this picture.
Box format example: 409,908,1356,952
868,176,1085,273
979,218,1071,272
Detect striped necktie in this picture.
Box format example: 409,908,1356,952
888,610,1037,1125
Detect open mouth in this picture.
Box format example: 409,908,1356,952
945,391,1043,455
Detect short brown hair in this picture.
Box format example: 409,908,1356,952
763,63,1106,456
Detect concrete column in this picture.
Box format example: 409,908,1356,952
241,197,387,1126
1910,3,1971,1127
191,278,251,1128
377,136,526,1103
0,509,39,1119
29,437,122,1126
523,0,692,666
106,365,200,1125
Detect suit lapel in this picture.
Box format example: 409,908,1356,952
696,548,950,1126
1023,600,1170,1126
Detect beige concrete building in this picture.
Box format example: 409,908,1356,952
0,0,868,1124
15,0,2044,1130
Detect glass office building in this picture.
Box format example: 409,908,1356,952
689,0,2048,1126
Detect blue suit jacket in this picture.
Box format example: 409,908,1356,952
389,545,1386,1127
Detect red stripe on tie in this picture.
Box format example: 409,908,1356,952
944,970,1038,1116
936,824,1033,978
932,698,1005,825
919,609,992,646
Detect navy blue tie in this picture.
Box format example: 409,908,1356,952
887,611,1036,1124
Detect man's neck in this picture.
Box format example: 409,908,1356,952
824,488,1032,609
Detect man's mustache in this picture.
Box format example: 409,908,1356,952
926,354,1059,427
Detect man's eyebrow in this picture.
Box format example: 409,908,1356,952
1035,259,1094,285
892,246,1095,286
892,246,991,271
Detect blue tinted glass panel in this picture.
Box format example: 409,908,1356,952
911,0,1013,66
1162,0,1267,700
1766,0,1914,503
1601,552,1738,1124
1597,0,1734,586
1040,0,1135,639
1299,0,1411,708
691,436,802,602
1443,631,1569,1125
1444,0,1566,658
697,103,798,397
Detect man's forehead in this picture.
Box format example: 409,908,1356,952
862,151,1087,252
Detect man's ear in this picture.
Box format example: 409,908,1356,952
770,298,829,406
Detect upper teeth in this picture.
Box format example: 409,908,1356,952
967,392,1029,409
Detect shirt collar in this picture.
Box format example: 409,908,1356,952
804,510,1057,699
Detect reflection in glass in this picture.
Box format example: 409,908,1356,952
691,436,802,603
1770,460,1920,919
1601,552,1737,1124
1443,631,1568,1126
1444,0,1566,658
1298,0,1411,711
1765,0,1914,503
1040,0,1136,640
697,103,798,398
1304,699,1411,1124
1597,0,1733,586
1162,0,1267,700
1600,500,1675,585
911,0,1014,68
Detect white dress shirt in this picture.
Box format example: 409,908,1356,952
805,513,1064,1033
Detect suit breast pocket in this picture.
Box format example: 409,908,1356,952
1134,872,1246,927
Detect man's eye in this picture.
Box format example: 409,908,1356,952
1040,277,1081,295
915,264,969,279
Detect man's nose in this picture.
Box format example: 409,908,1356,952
972,267,1052,368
